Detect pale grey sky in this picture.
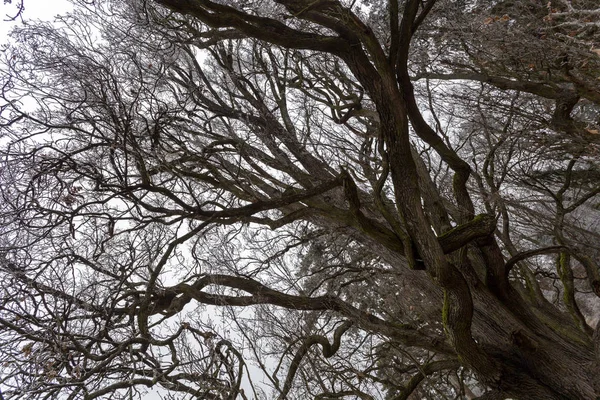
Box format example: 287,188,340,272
0,2,268,398
1,0,72,43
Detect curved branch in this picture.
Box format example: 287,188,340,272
160,274,451,353
504,246,567,276
215,339,245,400
392,359,461,400
437,214,497,254
412,72,564,99
277,321,353,400
315,391,374,400
153,0,350,54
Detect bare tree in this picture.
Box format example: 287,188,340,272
0,0,599,399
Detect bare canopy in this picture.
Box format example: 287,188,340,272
1,0,600,399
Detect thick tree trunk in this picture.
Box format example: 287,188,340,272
134,1,600,397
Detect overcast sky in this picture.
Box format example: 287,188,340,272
1,0,72,43
0,2,268,398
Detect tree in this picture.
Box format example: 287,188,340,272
0,0,599,398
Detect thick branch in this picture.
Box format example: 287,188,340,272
413,72,564,99
153,0,350,54
437,214,497,254
159,274,451,353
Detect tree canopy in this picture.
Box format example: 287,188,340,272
1,0,599,399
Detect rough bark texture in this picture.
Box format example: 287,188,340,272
1,0,599,399
150,1,600,397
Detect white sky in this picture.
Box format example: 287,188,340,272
1,0,72,42
0,2,268,398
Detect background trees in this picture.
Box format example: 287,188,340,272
0,0,599,399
